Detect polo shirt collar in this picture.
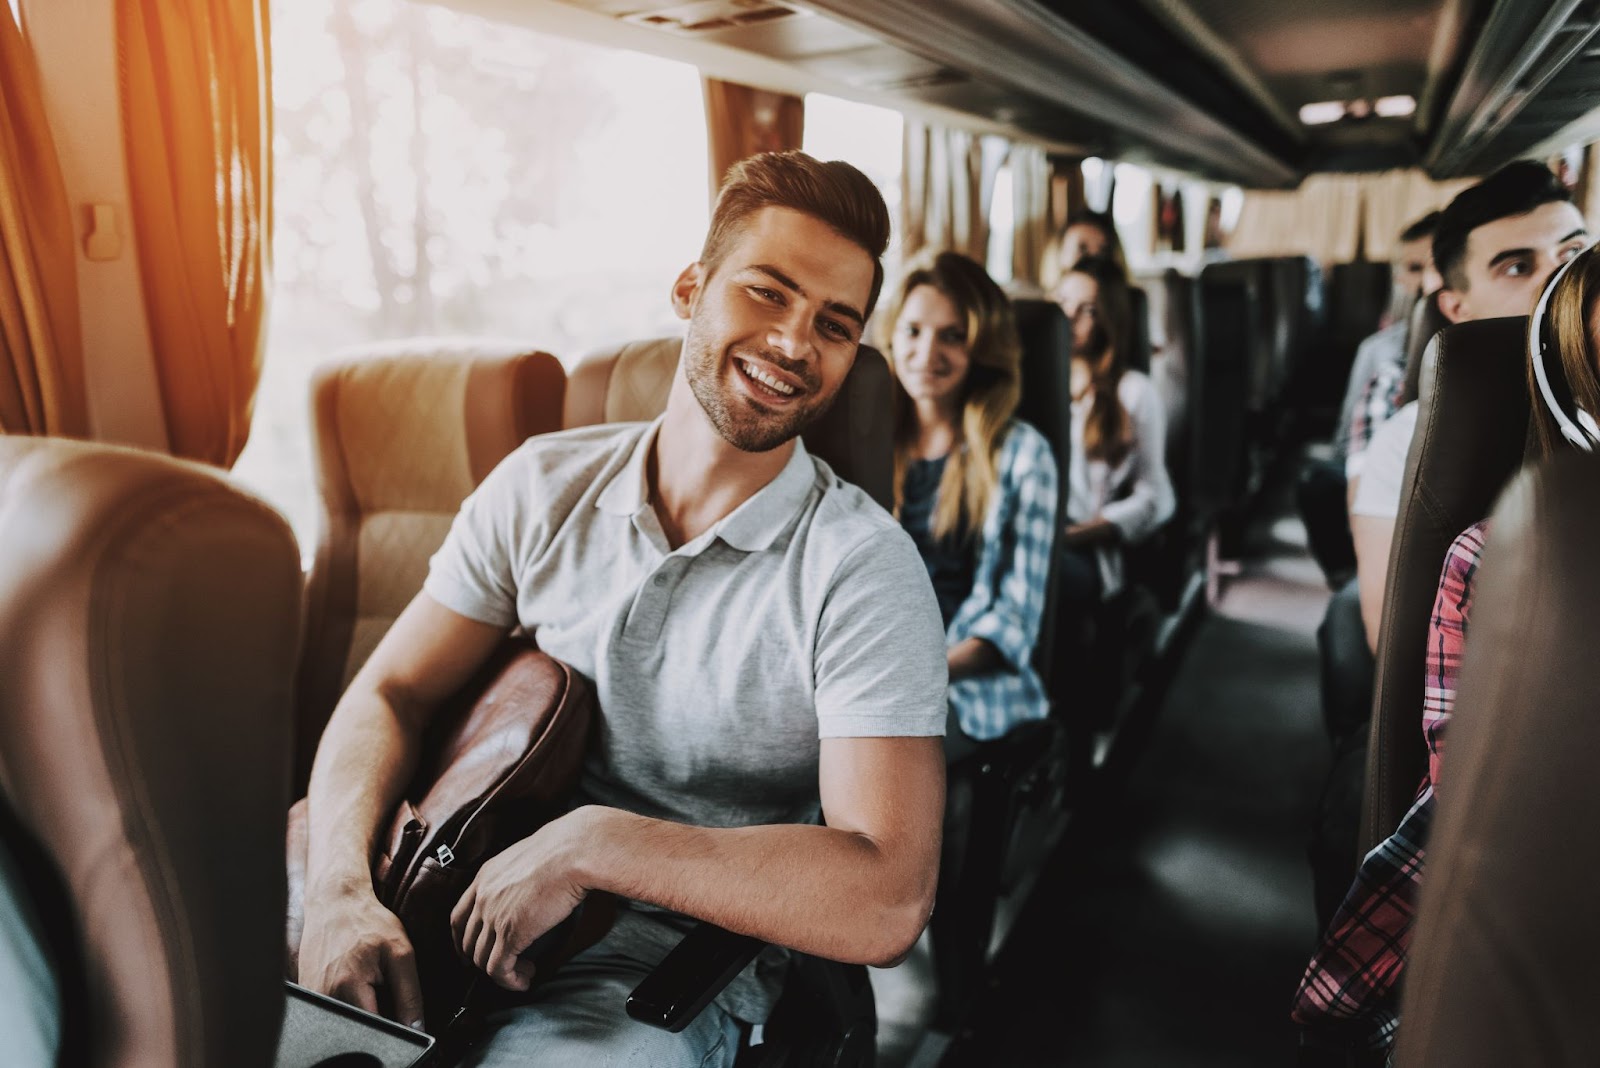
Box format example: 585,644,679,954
595,417,816,553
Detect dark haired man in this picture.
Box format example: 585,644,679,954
1295,160,1587,1061
1349,161,1586,646
295,151,949,1065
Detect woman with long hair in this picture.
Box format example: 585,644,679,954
1294,243,1600,1057
1056,209,1130,282
881,250,1058,753
1051,257,1174,606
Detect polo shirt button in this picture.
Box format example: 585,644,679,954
653,574,668,588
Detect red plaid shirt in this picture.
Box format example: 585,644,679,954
1292,521,1489,1047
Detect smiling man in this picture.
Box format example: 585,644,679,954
295,152,949,1065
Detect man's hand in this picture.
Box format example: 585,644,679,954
450,810,590,992
299,886,425,1028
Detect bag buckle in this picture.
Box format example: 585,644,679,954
436,843,455,867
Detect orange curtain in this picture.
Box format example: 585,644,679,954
117,0,272,467
703,78,804,200
0,7,88,436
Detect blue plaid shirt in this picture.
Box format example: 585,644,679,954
946,420,1059,740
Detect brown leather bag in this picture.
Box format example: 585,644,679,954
285,638,613,1030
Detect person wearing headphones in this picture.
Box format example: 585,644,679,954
1293,242,1600,1062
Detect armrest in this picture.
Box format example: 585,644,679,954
625,922,763,1033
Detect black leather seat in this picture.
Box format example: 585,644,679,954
921,299,1073,1038
0,439,304,1067
1397,454,1600,1067
1194,260,1260,553
1398,290,1449,409
1272,256,1326,411
1360,317,1530,854
1128,285,1153,374
1325,260,1394,398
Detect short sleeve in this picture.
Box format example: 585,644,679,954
423,448,540,628
1351,403,1418,520
813,527,948,739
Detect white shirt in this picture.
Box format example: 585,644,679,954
1067,368,1176,594
1351,401,1419,520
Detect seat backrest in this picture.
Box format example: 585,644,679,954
1193,261,1260,521
1271,255,1324,401
1011,299,1075,696
563,336,896,511
1154,269,1197,504
1360,317,1530,853
1399,289,1449,408
1397,454,1600,1067
296,342,566,787
1127,285,1153,375
0,438,303,1068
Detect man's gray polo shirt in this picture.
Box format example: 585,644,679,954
424,418,947,1020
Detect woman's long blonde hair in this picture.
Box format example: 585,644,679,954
1530,245,1600,459
880,250,1023,541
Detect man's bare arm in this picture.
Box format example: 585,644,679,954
452,734,945,989
299,592,505,1020
1351,513,1395,655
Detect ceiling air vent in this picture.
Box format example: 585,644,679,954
622,0,805,35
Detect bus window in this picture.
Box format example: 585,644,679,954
802,93,904,282
231,0,708,549
987,161,1015,284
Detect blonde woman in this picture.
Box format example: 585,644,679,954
883,250,1059,755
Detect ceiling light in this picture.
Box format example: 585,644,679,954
1299,101,1347,126
1376,95,1418,118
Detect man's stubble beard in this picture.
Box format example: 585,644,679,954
683,324,841,453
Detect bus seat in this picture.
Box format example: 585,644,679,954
1128,285,1153,374
1396,454,1600,1067
1360,317,1529,855
1011,298,1074,699
294,343,566,790
1154,269,1195,477
1399,290,1448,408
1273,255,1325,408
563,336,897,511
923,300,1072,1037
1194,260,1259,525
0,438,303,1068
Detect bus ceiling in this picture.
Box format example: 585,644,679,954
440,0,1600,189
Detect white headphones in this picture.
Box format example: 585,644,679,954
1529,243,1600,452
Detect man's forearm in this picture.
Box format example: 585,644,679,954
305,690,423,898
568,806,937,967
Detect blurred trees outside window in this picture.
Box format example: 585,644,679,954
233,0,709,550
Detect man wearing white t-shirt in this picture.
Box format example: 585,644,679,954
1348,162,1588,648
294,152,950,1065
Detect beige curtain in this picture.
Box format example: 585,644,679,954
702,78,805,200
902,121,998,262
1229,168,1476,264
1362,169,1475,261
118,0,272,468
1229,173,1364,262
1582,144,1600,232
0,6,88,436
1009,143,1052,287
1039,158,1086,290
